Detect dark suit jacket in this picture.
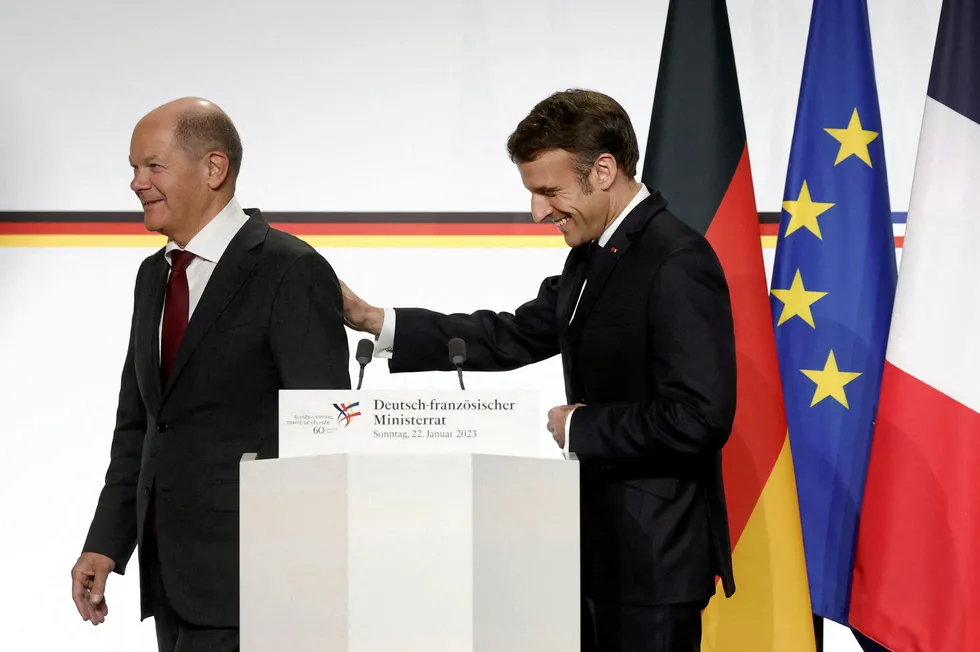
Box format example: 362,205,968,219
386,191,737,606
81,209,351,627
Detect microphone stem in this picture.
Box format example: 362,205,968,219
356,365,365,390
455,365,465,390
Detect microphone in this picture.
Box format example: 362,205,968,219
355,338,374,390
448,338,466,390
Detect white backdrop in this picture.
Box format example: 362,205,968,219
0,0,940,214
0,0,938,649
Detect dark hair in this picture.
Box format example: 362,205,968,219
506,89,639,185
173,108,243,181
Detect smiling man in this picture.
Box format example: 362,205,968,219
339,88,738,652
69,97,350,652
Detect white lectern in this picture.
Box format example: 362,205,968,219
239,389,580,651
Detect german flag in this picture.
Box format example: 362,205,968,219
641,1,816,649
0,212,904,250
0,213,565,248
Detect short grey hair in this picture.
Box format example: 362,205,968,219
173,108,243,180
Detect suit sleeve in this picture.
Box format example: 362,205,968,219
269,251,351,389
82,266,149,575
387,275,562,373
568,244,737,459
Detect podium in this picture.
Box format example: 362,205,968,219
239,389,580,651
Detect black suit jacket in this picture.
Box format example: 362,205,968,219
81,209,351,627
386,191,737,606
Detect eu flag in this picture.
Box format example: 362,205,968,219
769,0,897,628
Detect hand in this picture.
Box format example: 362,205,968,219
547,404,583,449
339,279,385,336
71,552,115,625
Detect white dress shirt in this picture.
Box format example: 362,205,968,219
373,183,651,454
159,196,250,353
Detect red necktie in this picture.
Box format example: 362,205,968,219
160,250,194,383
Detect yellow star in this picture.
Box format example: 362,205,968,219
771,269,828,327
800,351,862,408
782,180,835,239
825,108,879,166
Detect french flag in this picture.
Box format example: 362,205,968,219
848,1,980,650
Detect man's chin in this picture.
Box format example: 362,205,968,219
142,216,168,236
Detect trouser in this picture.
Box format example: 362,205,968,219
581,596,708,652
143,506,239,652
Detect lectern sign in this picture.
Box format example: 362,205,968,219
278,389,541,458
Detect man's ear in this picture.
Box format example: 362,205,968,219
592,153,618,190
205,151,230,190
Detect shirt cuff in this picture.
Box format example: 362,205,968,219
374,308,396,359
563,407,576,453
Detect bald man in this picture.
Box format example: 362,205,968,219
69,98,351,651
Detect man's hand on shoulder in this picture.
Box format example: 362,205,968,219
339,279,385,336
71,552,115,625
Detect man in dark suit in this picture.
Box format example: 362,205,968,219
340,89,737,651
69,97,350,651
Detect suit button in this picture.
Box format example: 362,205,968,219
143,487,150,497
157,423,169,432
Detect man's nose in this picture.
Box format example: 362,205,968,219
530,195,553,223
131,169,151,192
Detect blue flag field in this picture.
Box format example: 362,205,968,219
769,0,898,628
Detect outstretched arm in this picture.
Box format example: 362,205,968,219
373,275,563,374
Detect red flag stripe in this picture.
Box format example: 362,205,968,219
0,221,558,236
0,220,906,250
704,144,788,546
850,361,980,651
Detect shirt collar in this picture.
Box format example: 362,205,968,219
597,183,651,248
165,197,249,266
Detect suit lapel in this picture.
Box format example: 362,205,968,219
557,245,590,336
138,254,169,413
567,192,666,342
160,211,270,401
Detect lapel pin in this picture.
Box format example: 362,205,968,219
610,247,617,253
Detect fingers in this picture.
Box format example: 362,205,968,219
89,595,109,625
89,567,109,607
71,558,110,626
547,418,560,448
71,569,92,621
338,279,356,301
338,280,374,333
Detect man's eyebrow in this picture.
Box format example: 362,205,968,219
130,155,161,166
